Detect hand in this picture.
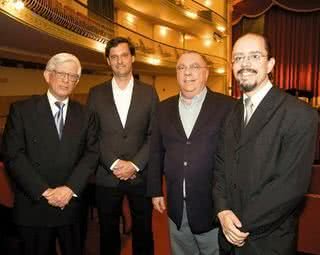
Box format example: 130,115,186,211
113,160,136,180
152,196,166,213
42,188,54,197
217,210,249,247
43,186,74,208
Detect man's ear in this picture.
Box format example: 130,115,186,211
267,57,275,74
43,70,50,84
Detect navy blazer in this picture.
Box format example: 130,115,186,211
147,89,235,234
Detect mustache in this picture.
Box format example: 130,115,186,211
237,68,257,75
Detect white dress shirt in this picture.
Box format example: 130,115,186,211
110,77,139,172
112,77,134,128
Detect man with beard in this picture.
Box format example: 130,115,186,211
87,37,158,255
213,33,318,254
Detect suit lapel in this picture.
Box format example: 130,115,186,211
36,95,60,145
237,87,286,149
230,100,243,146
105,82,124,130
169,96,187,138
125,80,139,130
60,100,79,144
189,91,212,138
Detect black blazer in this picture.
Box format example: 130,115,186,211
213,87,318,254
87,80,158,187
147,89,235,234
2,95,99,227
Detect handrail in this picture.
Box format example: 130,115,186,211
191,0,226,21
166,0,226,24
23,0,114,43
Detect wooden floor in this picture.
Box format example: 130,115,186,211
85,208,171,255
84,209,315,255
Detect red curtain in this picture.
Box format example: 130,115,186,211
232,0,320,25
265,7,320,103
231,3,320,103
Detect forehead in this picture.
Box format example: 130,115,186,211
109,42,130,55
177,53,206,65
232,35,266,55
55,60,78,71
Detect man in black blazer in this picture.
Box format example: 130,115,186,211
87,37,158,255
213,33,318,255
2,53,99,255
147,51,234,255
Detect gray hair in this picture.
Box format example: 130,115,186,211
45,53,82,76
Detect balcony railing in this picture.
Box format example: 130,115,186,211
166,0,226,27
2,0,227,70
23,0,114,43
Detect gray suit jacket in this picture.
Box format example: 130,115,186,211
87,79,158,187
213,87,318,254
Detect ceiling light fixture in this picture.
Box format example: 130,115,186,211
184,10,197,19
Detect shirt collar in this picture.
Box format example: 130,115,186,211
112,76,134,92
179,87,207,106
47,90,69,110
243,80,272,108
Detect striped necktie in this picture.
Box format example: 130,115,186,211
54,101,65,139
244,97,254,126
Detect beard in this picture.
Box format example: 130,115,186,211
236,68,258,92
239,81,257,92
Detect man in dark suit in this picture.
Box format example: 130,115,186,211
147,51,234,255
87,37,158,255
213,33,318,255
1,53,99,255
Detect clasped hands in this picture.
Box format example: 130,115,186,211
42,186,74,209
112,160,137,181
217,210,250,247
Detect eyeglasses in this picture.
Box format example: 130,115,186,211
50,70,80,82
232,53,268,64
176,64,207,72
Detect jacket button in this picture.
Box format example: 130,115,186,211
233,183,237,189
186,141,191,145
123,134,127,139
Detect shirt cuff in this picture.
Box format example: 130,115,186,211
110,159,120,171
130,162,140,172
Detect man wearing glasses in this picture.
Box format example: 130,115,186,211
213,33,318,254
147,51,234,255
2,53,99,255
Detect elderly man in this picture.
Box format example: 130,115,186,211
213,33,318,254
2,53,98,255
147,51,234,255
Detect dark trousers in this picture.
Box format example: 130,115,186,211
16,223,82,255
96,183,154,255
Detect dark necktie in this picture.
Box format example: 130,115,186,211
54,101,65,139
244,97,254,126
